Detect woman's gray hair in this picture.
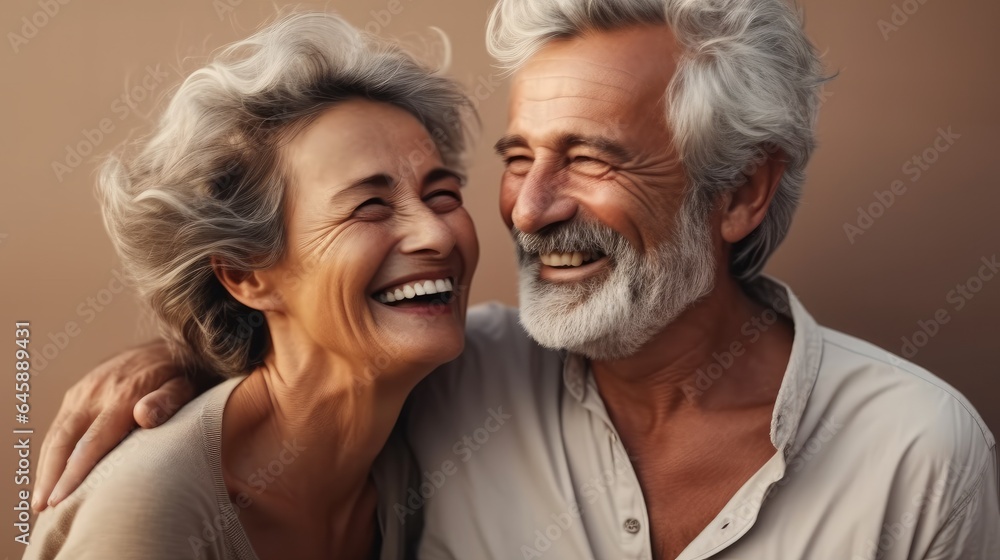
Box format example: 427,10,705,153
99,11,474,377
487,0,828,281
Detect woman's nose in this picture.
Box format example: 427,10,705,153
397,206,458,258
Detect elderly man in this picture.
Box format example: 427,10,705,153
34,0,998,558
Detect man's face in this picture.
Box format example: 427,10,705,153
497,25,718,359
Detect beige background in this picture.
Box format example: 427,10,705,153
1,0,998,556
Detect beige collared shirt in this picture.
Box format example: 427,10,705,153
405,277,999,559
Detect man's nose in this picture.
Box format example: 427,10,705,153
509,168,578,234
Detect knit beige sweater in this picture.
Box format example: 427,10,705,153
24,376,420,560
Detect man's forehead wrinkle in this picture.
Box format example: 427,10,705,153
517,95,622,109
510,115,633,141
523,56,641,80
514,74,633,96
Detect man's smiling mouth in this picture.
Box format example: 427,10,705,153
535,251,611,283
538,251,605,268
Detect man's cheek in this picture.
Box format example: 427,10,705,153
498,177,519,227
575,189,647,253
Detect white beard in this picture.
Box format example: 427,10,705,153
515,199,717,360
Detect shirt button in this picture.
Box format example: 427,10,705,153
623,518,641,534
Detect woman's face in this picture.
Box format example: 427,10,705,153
262,99,478,377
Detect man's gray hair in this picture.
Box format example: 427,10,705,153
99,11,473,377
487,0,827,281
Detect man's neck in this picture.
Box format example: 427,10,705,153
590,276,794,433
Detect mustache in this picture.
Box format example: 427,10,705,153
512,220,628,258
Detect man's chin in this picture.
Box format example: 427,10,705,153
518,278,635,359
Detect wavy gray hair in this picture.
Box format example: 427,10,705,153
99,11,474,377
487,0,827,281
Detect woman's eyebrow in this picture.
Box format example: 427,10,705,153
343,173,396,191
424,167,467,187
328,173,395,205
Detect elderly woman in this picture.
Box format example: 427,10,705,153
26,11,477,560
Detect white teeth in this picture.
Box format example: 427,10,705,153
539,251,595,268
376,278,454,304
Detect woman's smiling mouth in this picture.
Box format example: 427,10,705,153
373,277,456,309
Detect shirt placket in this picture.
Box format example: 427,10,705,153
579,371,653,560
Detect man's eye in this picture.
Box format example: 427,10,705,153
570,156,611,175
503,156,533,175
425,190,463,213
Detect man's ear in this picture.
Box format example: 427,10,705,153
720,148,787,244
211,256,283,312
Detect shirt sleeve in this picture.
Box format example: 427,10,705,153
923,446,1000,560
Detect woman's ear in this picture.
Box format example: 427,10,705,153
211,256,283,312
720,149,787,244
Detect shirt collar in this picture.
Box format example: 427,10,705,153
561,275,823,457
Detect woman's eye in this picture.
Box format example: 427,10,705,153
352,198,391,219
425,190,462,213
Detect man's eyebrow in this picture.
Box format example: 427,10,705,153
493,134,528,156
492,134,631,163
562,134,631,162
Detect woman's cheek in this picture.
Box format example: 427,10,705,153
306,229,388,324
450,209,479,284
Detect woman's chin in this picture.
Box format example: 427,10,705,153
364,294,468,370
392,330,466,372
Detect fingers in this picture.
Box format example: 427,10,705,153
32,409,92,511
46,406,137,508
133,376,196,429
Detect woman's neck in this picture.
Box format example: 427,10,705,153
220,340,424,518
